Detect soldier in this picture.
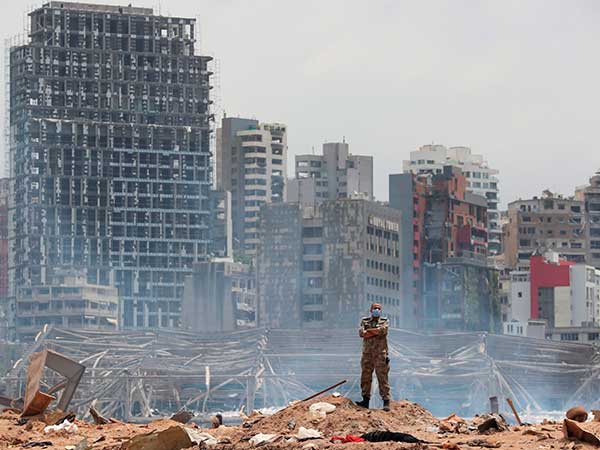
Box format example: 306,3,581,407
356,302,390,411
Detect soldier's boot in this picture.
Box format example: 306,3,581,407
356,396,370,408
383,400,390,412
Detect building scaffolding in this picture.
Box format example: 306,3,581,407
1,327,600,421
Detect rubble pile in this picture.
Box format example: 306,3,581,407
1,395,598,449
246,395,439,437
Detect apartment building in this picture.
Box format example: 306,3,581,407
390,166,495,330
8,2,213,333
581,170,600,268
216,117,287,258
403,145,501,255
504,191,585,270
288,142,373,205
257,199,403,329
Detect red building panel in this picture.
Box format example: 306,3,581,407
529,255,573,319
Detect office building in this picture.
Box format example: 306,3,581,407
257,199,403,329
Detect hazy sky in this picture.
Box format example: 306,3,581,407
3,0,600,207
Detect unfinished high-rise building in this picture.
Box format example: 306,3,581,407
8,2,213,332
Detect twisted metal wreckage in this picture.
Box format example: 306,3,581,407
1,326,600,421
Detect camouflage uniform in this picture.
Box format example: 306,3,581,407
359,316,390,401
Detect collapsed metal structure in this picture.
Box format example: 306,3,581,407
1,326,599,420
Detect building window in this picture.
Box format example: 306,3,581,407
303,244,323,255
304,311,323,322
303,294,323,305
303,260,323,271
588,333,599,341
305,277,322,288
560,333,579,341
302,227,323,238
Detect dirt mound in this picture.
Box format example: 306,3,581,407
249,395,439,437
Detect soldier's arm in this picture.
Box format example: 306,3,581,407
359,321,366,337
377,319,389,336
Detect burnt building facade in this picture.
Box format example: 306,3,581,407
8,2,213,332
390,167,498,331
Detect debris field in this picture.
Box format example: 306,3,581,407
1,395,598,450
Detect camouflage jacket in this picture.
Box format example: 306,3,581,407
358,316,389,355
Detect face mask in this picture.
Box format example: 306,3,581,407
371,309,381,318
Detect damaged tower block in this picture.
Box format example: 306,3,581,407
21,350,85,417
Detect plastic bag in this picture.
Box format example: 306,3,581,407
249,433,278,446
309,402,336,415
44,419,79,434
297,427,322,440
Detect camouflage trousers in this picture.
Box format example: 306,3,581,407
360,351,390,401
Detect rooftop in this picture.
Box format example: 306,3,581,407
41,2,154,16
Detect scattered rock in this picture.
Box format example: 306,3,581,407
22,442,53,449
121,426,217,450
440,413,468,433
170,410,194,424
210,414,223,429
465,438,501,448
477,414,509,433
566,406,588,423
563,418,600,446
